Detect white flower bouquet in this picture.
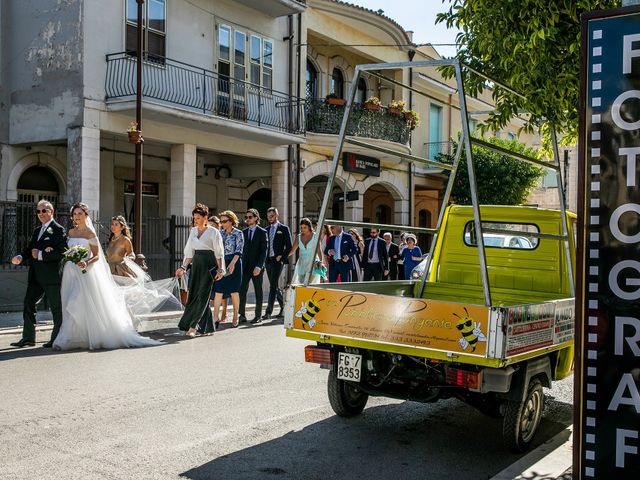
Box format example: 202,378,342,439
64,245,89,274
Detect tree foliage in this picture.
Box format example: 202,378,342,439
436,0,620,143
441,137,545,205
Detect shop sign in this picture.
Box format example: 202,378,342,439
343,153,380,176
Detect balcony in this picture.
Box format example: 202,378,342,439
234,0,306,17
105,53,304,138
305,99,412,146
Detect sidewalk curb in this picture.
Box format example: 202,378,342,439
0,325,52,336
490,425,573,480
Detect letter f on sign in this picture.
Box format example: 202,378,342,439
623,34,640,74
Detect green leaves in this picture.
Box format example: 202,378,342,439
440,137,545,205
437,0,620,143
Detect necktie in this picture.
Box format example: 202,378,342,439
369,239,375,259
38,224,47,240
334,235,340,260
249,229,253,241
269,225,276,256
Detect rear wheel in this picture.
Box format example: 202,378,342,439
503,378,544,452
327,370,369,417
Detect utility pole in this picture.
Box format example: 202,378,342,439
134,0,144,253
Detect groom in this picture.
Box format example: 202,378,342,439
10,200,67,348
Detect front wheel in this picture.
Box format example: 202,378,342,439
327,370,369,417
503,378,544,452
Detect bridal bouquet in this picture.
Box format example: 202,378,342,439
64,245,89,274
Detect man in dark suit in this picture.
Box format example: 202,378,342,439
324,225,357,282
361,228,389,281
10,200,67,348
263,207,292,320
383,232,400,280
239,208,268,323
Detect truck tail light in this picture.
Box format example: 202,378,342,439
305,345,333,365
445,366,481,391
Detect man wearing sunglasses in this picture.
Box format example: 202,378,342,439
10,200,68,348
238,209,268,323
263,207,292,321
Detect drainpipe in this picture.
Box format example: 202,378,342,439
287,15,294,232
408,49,415,226
296,13,303,225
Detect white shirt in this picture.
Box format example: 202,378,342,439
184,227,225,268
36,219,54,261
38,219,54,240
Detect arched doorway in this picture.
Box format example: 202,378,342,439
247,188,271,226
363,184,394,234
303,175,344,224
17,166,60,205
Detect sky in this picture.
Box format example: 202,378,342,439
349,0,461,57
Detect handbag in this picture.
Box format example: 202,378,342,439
313,262,328,280
179,273,189,306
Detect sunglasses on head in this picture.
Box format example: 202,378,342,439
36,209,50,214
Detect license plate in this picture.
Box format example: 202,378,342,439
337,352,362,382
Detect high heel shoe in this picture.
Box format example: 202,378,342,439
231,319,239,328
214,320,220,329
186,328,197,338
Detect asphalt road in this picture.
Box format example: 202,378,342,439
0,319,574,480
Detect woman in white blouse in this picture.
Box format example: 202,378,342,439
176,204,225,337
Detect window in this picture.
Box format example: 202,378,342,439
125,0,166,61
463,222,539,250
507,131,516,140
217,24,273,92
331,68,344,98
542,169,558,188
469,118,478,133
306,59,318,99
428,104,443,158
356,78,367,104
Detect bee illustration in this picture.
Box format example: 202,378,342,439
454,307,487,352
295,291,324,329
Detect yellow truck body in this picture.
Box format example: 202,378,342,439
284,205,576,452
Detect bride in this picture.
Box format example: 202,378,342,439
53,202,161,350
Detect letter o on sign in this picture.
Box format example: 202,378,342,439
609,260,640,300
610,203,640,244
612,90,640,130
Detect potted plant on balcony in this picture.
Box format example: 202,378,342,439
404,109,420,130
388,99,405,116
363,96,382,111
127,121,143,144
325,93,346,106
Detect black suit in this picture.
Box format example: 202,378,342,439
19,220,67,343
361,237,389,281
265,222,292,315
384,242,400,280
239,226,268,319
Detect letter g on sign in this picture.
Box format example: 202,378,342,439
609,260,640,300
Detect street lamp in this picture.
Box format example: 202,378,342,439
134,0,144,253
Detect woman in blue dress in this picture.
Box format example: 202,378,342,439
289,218,325,284
400,234,422,280
213,210,244,328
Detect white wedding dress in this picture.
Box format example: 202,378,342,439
53,237,162,350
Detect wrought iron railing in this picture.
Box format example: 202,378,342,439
425,140,453,160
105,52,304,134
305,99,412,144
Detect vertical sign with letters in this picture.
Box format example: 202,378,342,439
577,6,640,479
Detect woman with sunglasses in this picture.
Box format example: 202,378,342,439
176,204,225,337
212,210,244,328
